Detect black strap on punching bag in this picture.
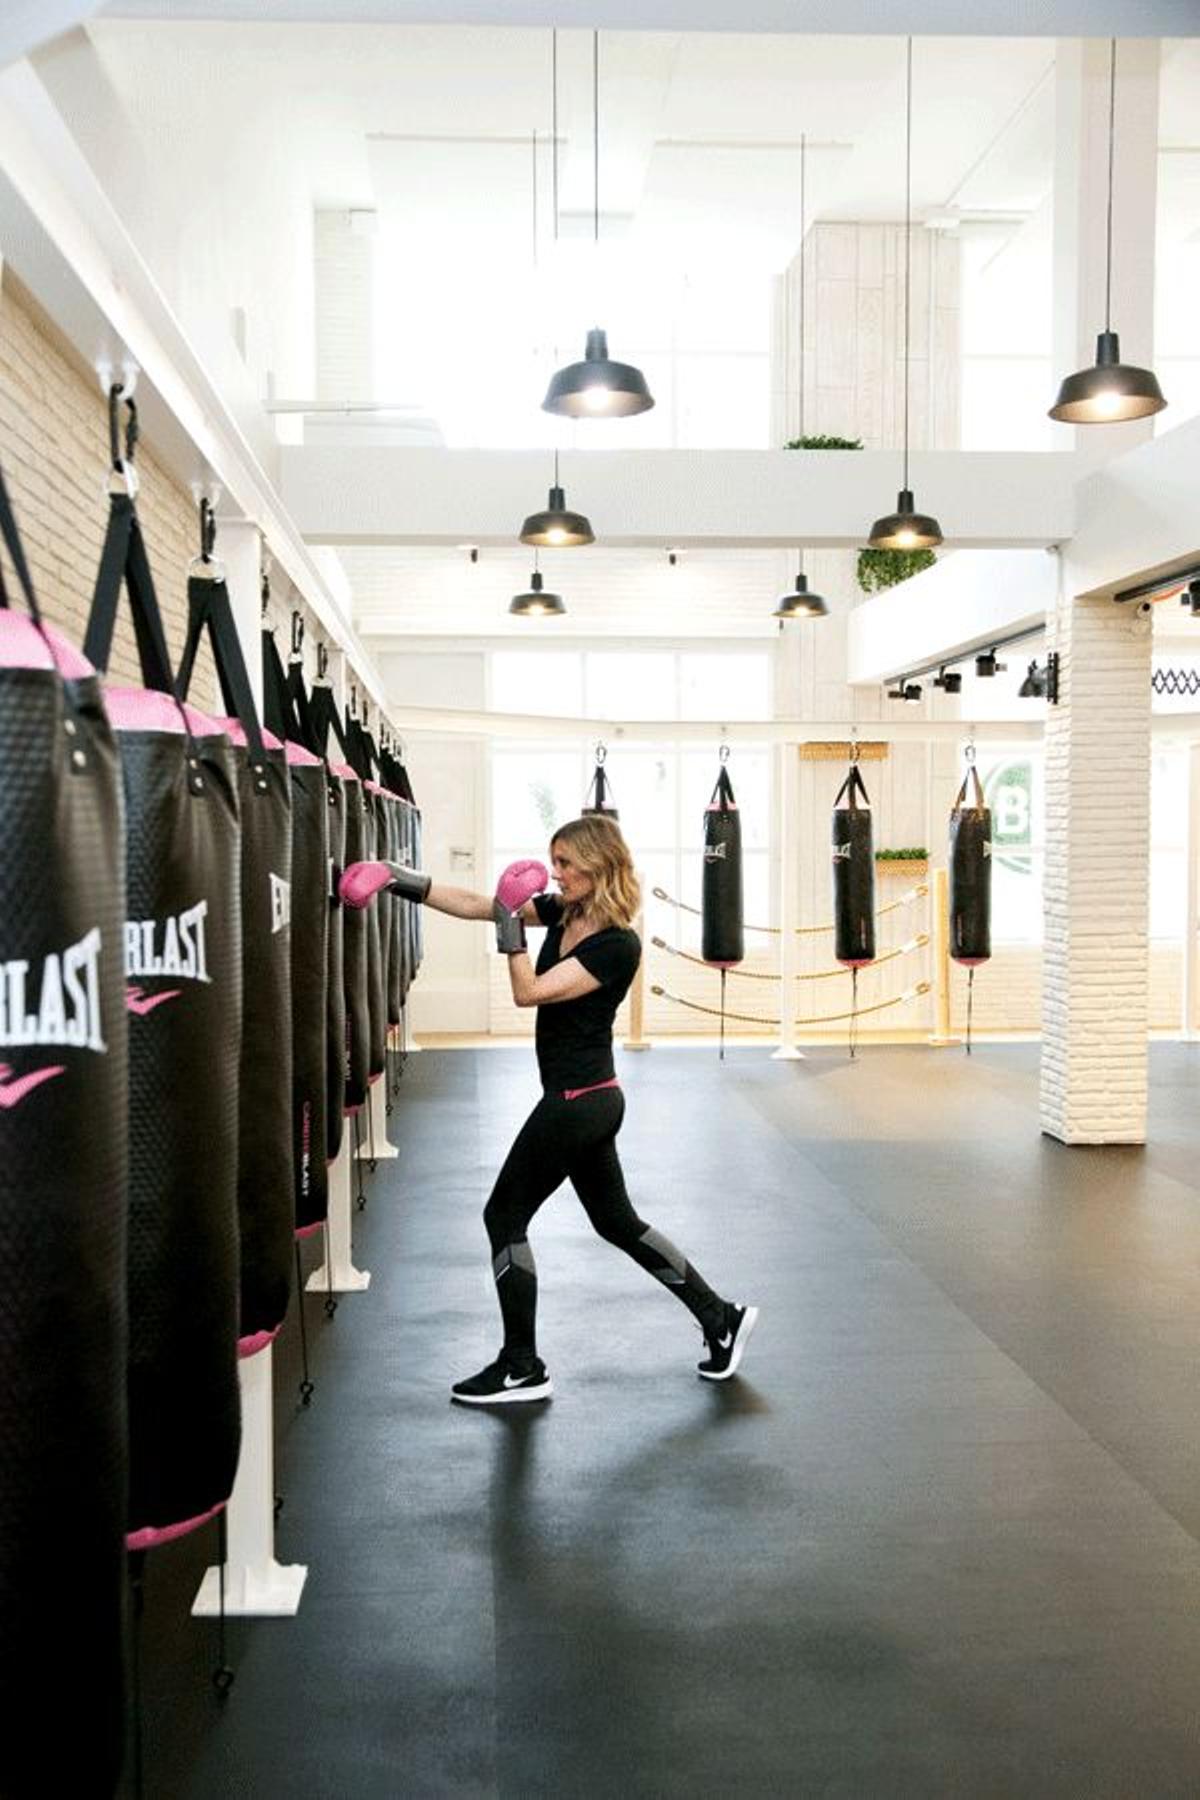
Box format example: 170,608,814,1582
177,551,295,1351
0,463,129,1798
832,757,876,1060
86,452,242,1551
583,745,619,819
949,755,992,1055
701,754,745,1062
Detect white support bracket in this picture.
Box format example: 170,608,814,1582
192,1346,307,1619
307,1131,371,1293
357,1073,398,1161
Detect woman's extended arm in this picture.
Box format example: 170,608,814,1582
425,885,547,924
506,950,601,1009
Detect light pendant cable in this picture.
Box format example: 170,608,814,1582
775,130,829,621
868,37,943,552
542,29,654,418
1048,37,1166,424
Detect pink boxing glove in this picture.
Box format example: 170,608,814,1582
493,859,549,954
496,859,549,913
339,860,431,909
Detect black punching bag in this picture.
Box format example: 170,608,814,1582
263,627,330,1236
0,469,129,1800
309,684,370,1114
583,748,619,820
701,760,744,967
84,489,241,1550
949,761,992,967
832,762,876,967
177,572,294,1355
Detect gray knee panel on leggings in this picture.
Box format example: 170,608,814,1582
493,1241,537,1281
638,1225,687,1285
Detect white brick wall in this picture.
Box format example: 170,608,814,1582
1040,591,1152,1142
314,210,374,403
0,272,215,699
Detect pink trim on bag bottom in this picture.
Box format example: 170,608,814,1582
104,687,226,737
331,760,359,783
295,1219,325,1240
212,718,284,752
126,1500,226,1552
838,958,874,969
346,1102,363,1116
369,1071,383,1086
285,739,323,767
238,1326,281,1358
706,959,742,970
563,1077,621,1101
0,614,94,676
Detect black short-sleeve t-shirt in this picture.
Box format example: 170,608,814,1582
531,893,641,1091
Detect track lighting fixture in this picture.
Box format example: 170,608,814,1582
667,548,681,568
1049,40,1166,426
542,31,653,419
975,649,1006,679
1183,581,1200,617
886,678,921,702
867,40,943,553
932,666,962,694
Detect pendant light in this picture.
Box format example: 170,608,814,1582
542,31,654,418
1049,39,1166,424
775,133,829,621
519,448,594,547
868,39,943,553
510,552,566,618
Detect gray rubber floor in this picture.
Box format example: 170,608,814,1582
135,1044,1200,1798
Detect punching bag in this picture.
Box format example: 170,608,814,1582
348,709,387,1086
264,625,330,1237
177,567,294,1354
702,759,744,967
832,762,876,968
583,747,619,820
949,761,992,967
310,682,369,1114
84,483,241,1549
0,468,129,1799
292,658,346,1164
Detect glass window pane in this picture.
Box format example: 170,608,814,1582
491,652,583,717
585,652,676,720
680,652,770,722
493,750,585,853
596,747,677,849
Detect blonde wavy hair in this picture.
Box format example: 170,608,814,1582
550,815,641,928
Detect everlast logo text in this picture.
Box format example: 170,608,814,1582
270,874,291,934
704,843,728,862
124,900,211,983
0,927,106,1051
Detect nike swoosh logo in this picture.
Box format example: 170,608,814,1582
126,985,182,1016
503,1373,531,1388
0,1064,66,1108
717,1331,733,1349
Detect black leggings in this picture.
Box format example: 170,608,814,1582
483,1085,723,1363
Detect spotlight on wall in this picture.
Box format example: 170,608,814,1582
667,548,681,568
932,666,962,694
1182,580,1200,617
1018,660,1048,699
975,649,1006,678
458,544,480,565
886,678,922,702
886,680,906,701
902,681,922,703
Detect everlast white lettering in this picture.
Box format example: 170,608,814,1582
0,928,106,1051
124,900,211,983
270,874,291,934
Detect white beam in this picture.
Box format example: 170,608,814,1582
847,549,1058,687
280,445,1078,549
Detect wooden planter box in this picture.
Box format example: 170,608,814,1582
875,858,928,879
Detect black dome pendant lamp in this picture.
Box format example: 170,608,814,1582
510,553,566,617
542,31,654,419
1049,39,1166,425
775,134,828,622
868,39,943,553
520,448,594,547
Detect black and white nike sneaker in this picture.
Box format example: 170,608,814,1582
450,1354,553,1406
697,1304,759,1382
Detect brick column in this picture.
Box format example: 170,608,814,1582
1040,587,1152,1143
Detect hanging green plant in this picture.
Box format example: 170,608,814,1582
856,547,937,594
783,434,864,451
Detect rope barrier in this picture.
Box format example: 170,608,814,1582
650,932,929,981
649,981,931,1029
650,883,928,936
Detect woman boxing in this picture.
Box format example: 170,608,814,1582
342,814,757,1405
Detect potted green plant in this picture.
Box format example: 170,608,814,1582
856,547,937,594
874,846,929,878
783,434,864,451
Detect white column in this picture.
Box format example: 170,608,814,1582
772,742,805,1059
1040,586,1152,1144
1183,742,1200,1039
1051,38,1161,454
